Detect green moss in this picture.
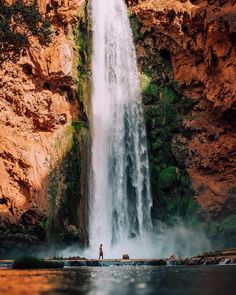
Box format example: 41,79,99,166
155,168,197,225
129,14,141,42
45,3,91,246
162,86,176,105
145,84,159,97
141,73,151,91
152,139,163,150
138,42,198,224
159,166,177,190
72,7,92,104
141,72,159,97
46,124,89,245
72,122,82,133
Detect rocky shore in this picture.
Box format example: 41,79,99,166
1,248,236,269
183,248,236,265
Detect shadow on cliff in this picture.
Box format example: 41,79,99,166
45,124,90,249
0,106,90,260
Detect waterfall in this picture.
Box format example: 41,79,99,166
89,0,153,257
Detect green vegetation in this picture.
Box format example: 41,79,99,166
0,0,52,62
130,20,198,224
72,3,92,103
206,214,236,248
144,81,197,224
129,13,141,42
45,4,91,247
46,123,89,246
12,257,63,269
47,126,81,242
142,75,197,224
128,13,197,225
159,166,177,190
141,73,159,97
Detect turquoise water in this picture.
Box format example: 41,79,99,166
1,265,235,295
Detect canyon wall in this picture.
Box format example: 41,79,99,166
127,0,236,246
128,0,236,215
0,0,236,256
0,0,90,256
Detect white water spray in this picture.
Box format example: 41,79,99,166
88,0,153,258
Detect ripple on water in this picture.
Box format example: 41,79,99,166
0,266,236,295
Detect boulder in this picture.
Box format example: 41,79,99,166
122,254,130,260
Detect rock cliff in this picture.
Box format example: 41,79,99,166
127,0,236,221
0,0,89,256
1,0,236,256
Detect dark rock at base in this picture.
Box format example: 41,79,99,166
1,248,236,269
123,254,130,260
64,259,167,267
183,248,236,265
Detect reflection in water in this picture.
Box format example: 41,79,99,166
0,266,236,295
0,270,62,295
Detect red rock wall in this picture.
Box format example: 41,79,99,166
128,0,236,217
1,0,235,234
0,0,82,228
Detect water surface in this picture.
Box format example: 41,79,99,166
0,265,236,295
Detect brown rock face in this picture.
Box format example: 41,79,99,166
1,0,235,254
128,0,236,217
0,1,81,230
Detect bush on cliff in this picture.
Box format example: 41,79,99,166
0,0,52,62
141,73,159,97
159,166,177,190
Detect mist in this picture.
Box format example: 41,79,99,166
59,219,211,259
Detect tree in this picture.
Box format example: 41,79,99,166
0,0,52,62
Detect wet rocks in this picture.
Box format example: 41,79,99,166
183,248,236,265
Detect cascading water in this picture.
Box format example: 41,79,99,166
89,0,153,257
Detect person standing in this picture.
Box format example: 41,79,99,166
99,244,103,259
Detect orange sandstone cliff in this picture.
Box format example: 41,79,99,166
0,0,89,255
127,0,236,218
0,0,236,255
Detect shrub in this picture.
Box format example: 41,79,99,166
129,13,140,42
141,73,151,92
0,0,52,62
12,257,64,269
144,84,159,97
159,166,177,190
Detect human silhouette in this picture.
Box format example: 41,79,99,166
99,244,103,259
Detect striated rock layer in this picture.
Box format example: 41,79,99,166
128,0,236,219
